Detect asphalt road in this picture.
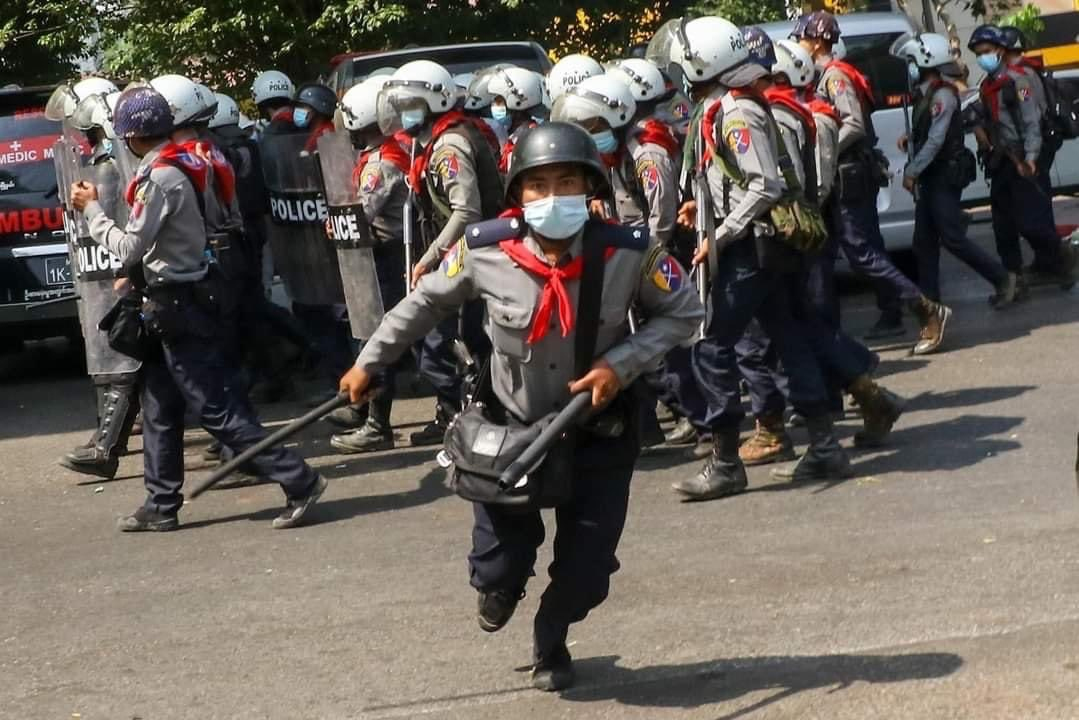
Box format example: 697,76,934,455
2,217,1078,719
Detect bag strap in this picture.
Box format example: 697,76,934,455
575,225,606,378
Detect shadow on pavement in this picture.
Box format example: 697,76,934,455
179,466,451,531
562,651,963,717
904,385,1036,412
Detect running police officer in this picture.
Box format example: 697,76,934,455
666,16,854,500
379,60,504,444
339,122,702,690
970,25,1076,290
69,86,326,532
796,11,952,353
895,33,1017,306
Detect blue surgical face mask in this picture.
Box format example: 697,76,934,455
401,108,426,132
591,129,618,154
977,51,1001,74
102,138,114,156
523,194,589,240
490,103,508,120
293,107,311,129
908,63,922,83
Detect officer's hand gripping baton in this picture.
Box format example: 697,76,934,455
497,391,593,491
188,388,379,499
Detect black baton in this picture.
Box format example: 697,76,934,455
188,389,373,499
498,392,593,490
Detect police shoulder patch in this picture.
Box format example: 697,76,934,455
723,117,751,155
360,166,382,193
636,158,660,191
1018,84,1032,102
827,75,847,97
441,241,465,278
432,149,460,180
464,216,526,250
650,253,684,293
931,100,944,117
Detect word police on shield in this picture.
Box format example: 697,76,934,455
269,192,329,225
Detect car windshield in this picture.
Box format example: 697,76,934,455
0,98,62,196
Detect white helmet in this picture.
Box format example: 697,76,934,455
893,32,952,69
772,39,815,88
340,76,390,131
209,93,241,128
251,70,295,105
45,77,119,121
193,83,217,122
551,74,637,130
670,16,756,86
377,60,455,133
488,67,546,112
150,74,208,127
607,58,666,103
70,90,122,137
465,64,513,110
548,54,603,101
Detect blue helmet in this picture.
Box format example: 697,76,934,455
968,24,1005,50
114,86,174,138
799,11,841,43
743,26,777,71
999,25,1028,51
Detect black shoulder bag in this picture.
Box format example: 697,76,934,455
444,234,606,512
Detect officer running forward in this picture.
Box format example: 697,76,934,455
969,25,1077,290
894,33,1018,307
339,122,702,690
69,86,326,532
795,11,952,354
667,16,855,501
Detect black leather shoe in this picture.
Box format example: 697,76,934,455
672,455,748,501
532,644,575,692
330,423,395,454
477,588,523,633
409,420,447,447
118,507,178,532
663,417,697,445
60,447,119,480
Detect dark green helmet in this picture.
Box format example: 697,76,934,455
505,121,609,202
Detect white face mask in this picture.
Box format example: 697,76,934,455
522,194,589,240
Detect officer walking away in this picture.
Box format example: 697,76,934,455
895,33,1017,307
70,86,326,532
666,16,854,500
796,11,953,354
339,122,702,690
969,25,1076,291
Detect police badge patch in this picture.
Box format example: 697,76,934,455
637,159,660,191
827,76,847,97
724,119,751,155
442,241,464,277
433,150,460,180
932,100,944,117
360,167,381,193
651,255,683,292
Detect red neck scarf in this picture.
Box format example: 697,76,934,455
498,121,539,173
181,139,236,205
124,142,210,207
635,119,681,158
980,72,1012,121
824,60,875,109
801,89,841,125
496,209,614,344
353,136,412,190
408,110,500,190
763,85,817,144
1012,56,1044,74
304,119,335,152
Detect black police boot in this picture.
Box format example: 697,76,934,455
201,440,223,463
532,644,575,692
771,414,854,482
272,475,328,530
477,588,525,633
989,272,1020,310
324,403,369,431
410,402,454,447
847,375,906,448
864,313,905,341
60,383,138,480
117,506,178,532
664,417,697,446
671,429,748,501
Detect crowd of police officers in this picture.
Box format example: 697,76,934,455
48,10,1078,691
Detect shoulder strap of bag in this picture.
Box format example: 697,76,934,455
575,226,607,378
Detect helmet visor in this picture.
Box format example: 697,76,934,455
71,93,112,133
376,87,429,135
45,85,79,121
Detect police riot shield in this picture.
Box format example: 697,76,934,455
53,128,141,378
315,130,384,340
260,132,346,306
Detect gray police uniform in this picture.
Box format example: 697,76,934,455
979,64,1064,274
83,142,319,517
907,80,1008,300
811,107,840,203
622,120,680,247
356,215,701,661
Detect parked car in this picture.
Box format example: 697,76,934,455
0,85,76,350
326,41,552,95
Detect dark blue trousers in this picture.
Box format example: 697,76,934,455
469,431,638,657
292,301,354,386
735,319,787,418
141,303,315,515
832,190,922,322
914,172,1007,301
692,239,830,430
989,161,1061,273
